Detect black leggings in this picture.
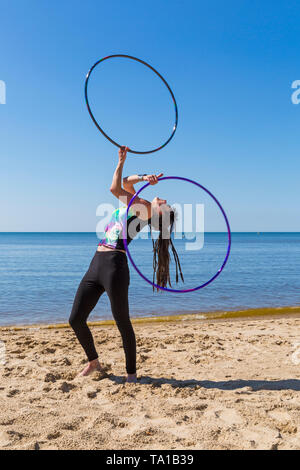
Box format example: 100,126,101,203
69,251,136,374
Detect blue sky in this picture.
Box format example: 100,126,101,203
1,0,299,232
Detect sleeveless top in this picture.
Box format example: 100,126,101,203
98,206,150,251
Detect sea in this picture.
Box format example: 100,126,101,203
0,232,299,326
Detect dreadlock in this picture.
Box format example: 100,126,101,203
150,209,184,291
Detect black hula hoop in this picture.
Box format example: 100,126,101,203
84,54,178,155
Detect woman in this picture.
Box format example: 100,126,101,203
69,146,183,383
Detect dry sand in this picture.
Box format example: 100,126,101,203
1,315,300,450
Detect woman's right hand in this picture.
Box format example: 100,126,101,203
144,173,163,185
118,146,129,164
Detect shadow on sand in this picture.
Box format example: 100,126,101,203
107,374,300,392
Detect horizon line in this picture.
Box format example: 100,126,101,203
1,231,300,234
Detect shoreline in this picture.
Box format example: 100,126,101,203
1,305,300,331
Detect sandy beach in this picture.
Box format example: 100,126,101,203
1,314,300,450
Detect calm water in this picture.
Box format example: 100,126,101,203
0,233,299,326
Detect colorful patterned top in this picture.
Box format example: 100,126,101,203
98,206,150,251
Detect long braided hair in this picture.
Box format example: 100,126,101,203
150,208,184,291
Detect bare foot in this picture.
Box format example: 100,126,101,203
126,373,137,384
78,359,104,377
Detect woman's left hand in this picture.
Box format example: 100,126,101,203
118,146,129,163
144,173,163,185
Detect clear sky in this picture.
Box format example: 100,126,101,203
1,0,299,232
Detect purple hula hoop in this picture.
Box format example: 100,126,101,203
123,176,231,293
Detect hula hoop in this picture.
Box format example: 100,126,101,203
123,176,231,293
85,54,178,155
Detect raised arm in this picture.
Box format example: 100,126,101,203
123,173,164,194
110,147,152,220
